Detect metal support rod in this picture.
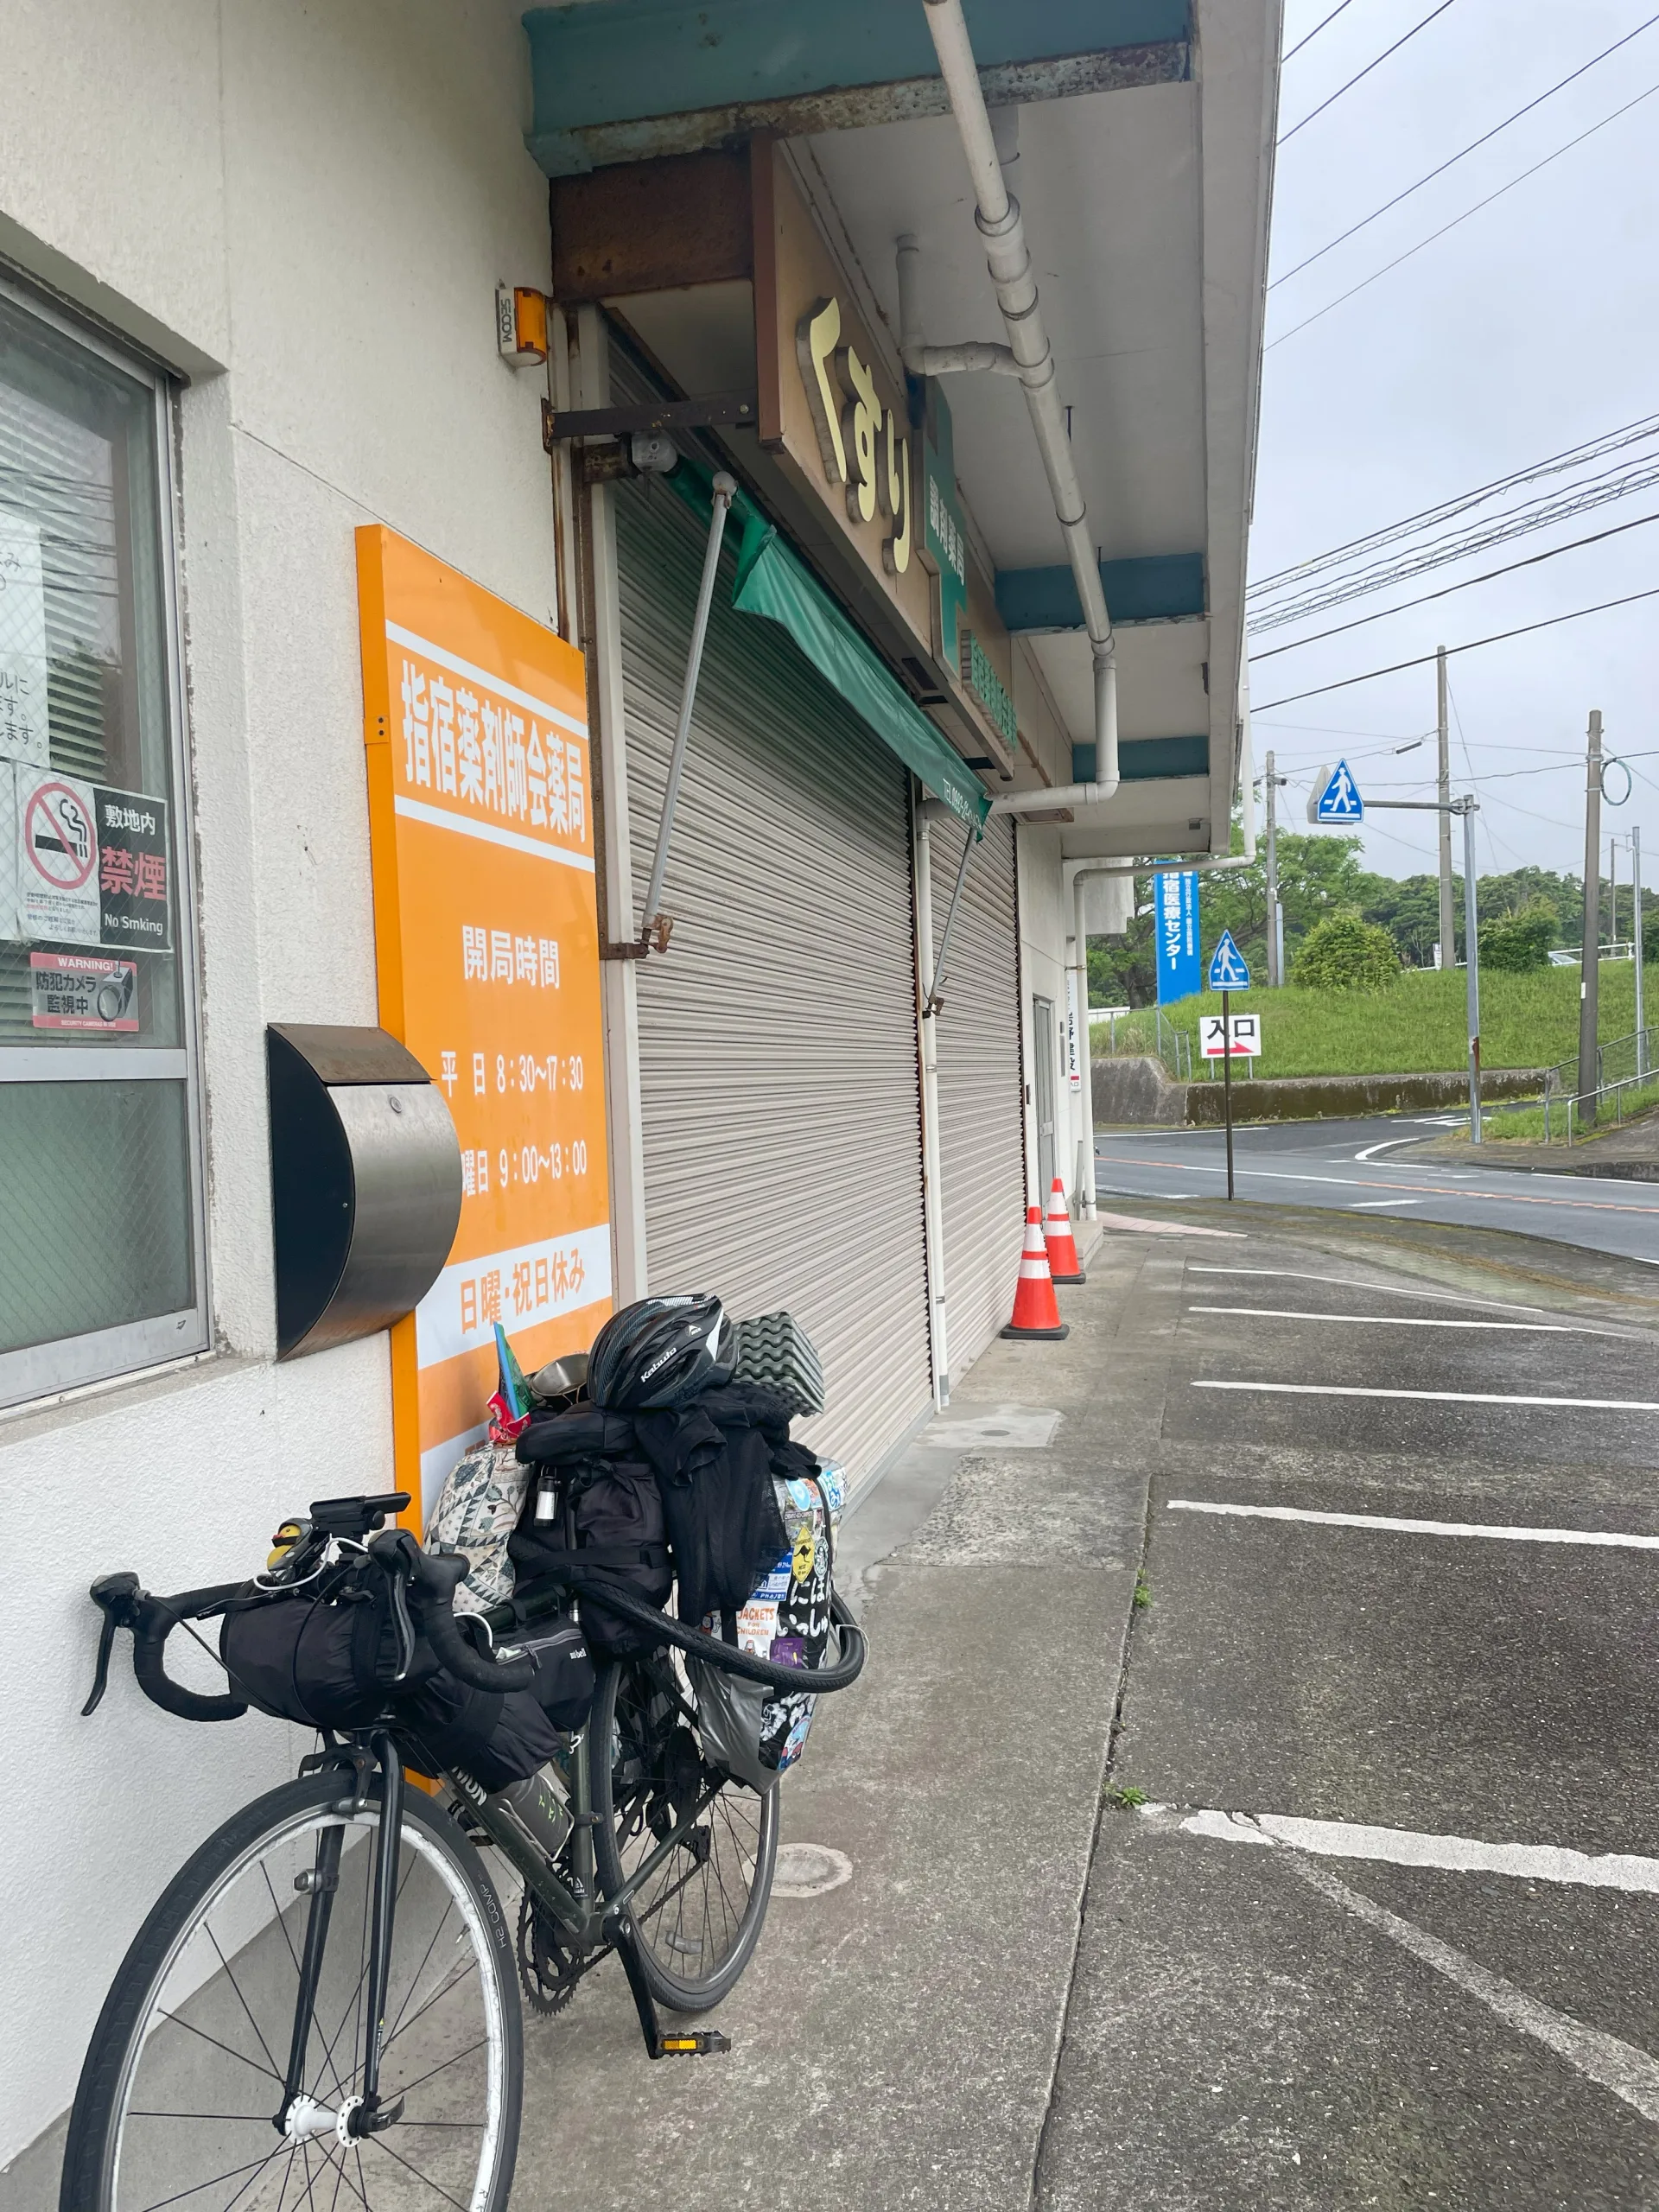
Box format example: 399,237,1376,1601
639,472,736,936
1222,988,1236,1198
1579,709,1604,1123
1461,800,1482,1145
1071,870,1096,1218
923,823,977,1017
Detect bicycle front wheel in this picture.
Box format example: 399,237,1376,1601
60,1768,521,2212
592,1651,779,2012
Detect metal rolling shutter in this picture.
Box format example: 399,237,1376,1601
613,474,933,1490
931,814,1026,1382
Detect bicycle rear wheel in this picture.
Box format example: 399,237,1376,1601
60,1768,521,2211
592,1651,778,2011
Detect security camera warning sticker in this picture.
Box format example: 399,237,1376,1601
30,951,139,1032
4,766,172,951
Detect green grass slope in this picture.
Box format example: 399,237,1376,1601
1096,963,1659,1081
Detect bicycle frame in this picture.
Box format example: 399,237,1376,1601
284,1660,730,2113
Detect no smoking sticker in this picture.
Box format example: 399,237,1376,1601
21,772,99,942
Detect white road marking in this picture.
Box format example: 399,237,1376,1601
1350,1197,1424,1208
1096,1151,1659,1217
1354,1136,1419,1161
1184,1265,1573,1319
1185,1306,1599,1333
1192,1379,1659,1411
1294,1863,1659,2126
1166,1804,1659,1891
1166,1499,1659,1548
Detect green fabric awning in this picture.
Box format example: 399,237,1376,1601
664,463,989,830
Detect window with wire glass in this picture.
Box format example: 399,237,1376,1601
0,279,206,1407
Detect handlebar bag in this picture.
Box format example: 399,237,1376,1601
219,1584,437,1731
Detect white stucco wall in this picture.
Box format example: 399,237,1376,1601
0,0,561,2173
1014,824,1083,1210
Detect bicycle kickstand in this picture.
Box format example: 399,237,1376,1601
601,1907,731,2061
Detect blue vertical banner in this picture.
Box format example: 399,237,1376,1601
1154,870,1202,1005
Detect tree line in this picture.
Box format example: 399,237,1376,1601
1088,831,1652,1007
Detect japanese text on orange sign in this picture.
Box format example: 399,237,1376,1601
357,527,610,1512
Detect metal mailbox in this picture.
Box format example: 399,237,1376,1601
266,1023,462,1361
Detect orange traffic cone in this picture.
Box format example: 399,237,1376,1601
1044,1178,1086,1284
1001,1205,1070,1341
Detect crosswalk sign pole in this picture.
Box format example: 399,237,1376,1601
1222,988,1235,1199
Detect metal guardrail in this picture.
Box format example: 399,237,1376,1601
1541,1026,1655,1141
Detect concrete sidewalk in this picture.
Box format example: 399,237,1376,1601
510,1221,1166,2208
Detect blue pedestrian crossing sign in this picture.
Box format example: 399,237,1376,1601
1207,929,1251,990
1310,758,1364,823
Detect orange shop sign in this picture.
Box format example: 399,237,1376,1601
356,526,611,1511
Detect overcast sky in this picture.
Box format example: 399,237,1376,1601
1251,0,1659,894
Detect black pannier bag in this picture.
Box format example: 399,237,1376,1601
395,1673,565,1794
511,1407,673,1655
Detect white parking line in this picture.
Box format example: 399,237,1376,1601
1350,1197,1423,1209
1354,1136,1419,1161
1166,1500,1659,1548
1185,1306,1599,1333
1160,1804,1659,1891
1192,1380,1659,1411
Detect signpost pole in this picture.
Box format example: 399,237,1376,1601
1222,987,1235,1199
1461,799,1482,1146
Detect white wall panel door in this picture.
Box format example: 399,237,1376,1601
613,474,932,1490
930,813,1026,1383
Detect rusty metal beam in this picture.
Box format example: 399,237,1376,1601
529,43,1191,178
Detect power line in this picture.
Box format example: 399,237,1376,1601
1252,584,1659,711
1249,506,1659,658
1279,0,1459,143
1269,11,1659,288
1282,0,1359,65
1249,410,1659,596
1249,453,1659,630
1267,78,1659,348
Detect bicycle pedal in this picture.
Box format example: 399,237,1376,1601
657,2031,732,2057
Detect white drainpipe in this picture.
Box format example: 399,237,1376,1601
920,0,1119,814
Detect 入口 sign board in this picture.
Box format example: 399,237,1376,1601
357,527,611,1513
1201,1013,1261,1058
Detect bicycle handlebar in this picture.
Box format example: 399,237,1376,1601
85,1573,249,1724
561,1580,868,1694
366,1532,535,1694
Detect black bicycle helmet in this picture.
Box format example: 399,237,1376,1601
587,1293,733,1412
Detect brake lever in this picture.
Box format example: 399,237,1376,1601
366,1529,419,1684
84,1573,142,1716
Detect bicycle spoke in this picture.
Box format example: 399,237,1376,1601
385,2033,489,2105
377,1957,479,2065
203,1925,283,2085
258,1857,349,2108
361,2131,473,2210
150,2009,284,2087
132,2144,289,2212
380,1897,454,2052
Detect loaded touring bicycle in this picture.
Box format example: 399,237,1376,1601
60,1299,865,2210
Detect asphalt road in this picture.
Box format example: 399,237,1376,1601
1095,1114,1659,1266
1039,1224,1659,2209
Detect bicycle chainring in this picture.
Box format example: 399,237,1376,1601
516,1894,590,2015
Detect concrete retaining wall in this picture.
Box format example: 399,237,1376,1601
1093,1056,1544,1127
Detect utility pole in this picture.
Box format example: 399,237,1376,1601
1579,709,1604,1122
1461,798,1482,1143
1436,645,1454,969
1636,823,1646,1076
1263,751,1287,986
